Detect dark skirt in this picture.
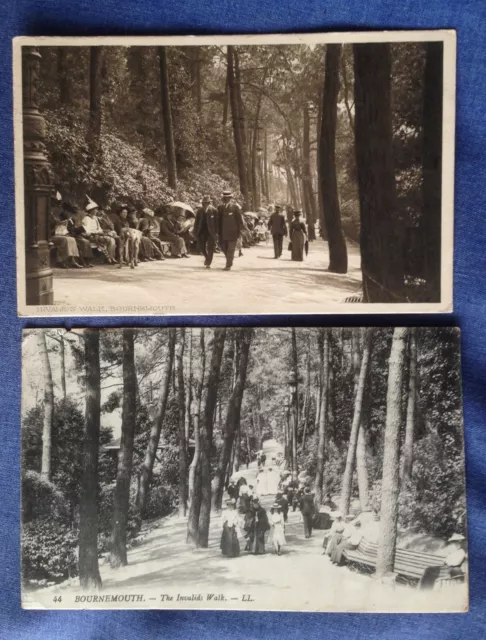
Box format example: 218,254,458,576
221,524,240,557
250,530,266,555
291,229,305,261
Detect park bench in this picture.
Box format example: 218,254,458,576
342,538,460,588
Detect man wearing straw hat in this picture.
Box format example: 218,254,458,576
217,190,244,271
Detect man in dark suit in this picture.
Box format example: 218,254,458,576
267,204,288,258
299,486,316,538
217,190,243,271
194,195,218,268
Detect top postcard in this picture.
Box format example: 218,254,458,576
13,31,456,316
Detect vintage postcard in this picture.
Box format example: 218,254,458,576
21,327,467,612
13,31,455,316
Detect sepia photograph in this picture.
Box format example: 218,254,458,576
21,327,467,612
14,31,455,316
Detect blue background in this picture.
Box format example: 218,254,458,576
1,0,485,638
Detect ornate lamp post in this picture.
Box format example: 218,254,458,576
23,46,54,305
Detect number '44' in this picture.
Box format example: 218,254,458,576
53,596,62,603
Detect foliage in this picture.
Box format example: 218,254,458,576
22,519,78,585
22,471,70,524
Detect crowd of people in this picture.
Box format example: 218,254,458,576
49,189,310,271
220,458,468,591
220,458,326,559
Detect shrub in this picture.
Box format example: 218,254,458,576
22,471,69,524
22,519,78,585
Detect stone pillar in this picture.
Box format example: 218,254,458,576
23,46,54,305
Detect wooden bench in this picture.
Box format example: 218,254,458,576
342,539,456,588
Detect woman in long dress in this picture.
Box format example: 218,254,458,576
289,210,307,262
220,500,240,558
270,504,286,556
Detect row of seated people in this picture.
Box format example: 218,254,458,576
50,197,195,268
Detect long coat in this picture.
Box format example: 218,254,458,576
218,202,244,242
268,211,288,236
194,205,218,238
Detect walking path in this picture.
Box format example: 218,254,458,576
50,239,362,315
23,439,466,612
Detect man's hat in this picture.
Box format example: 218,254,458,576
202,195,211,203
117,203,129,214
222,190,232,198
293,209,302,215
274,204,282,211
226,498,236,506
85,195,99,212
448,533,466,543
272,503,281,509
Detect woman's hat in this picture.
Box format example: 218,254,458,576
272,503,281,509
222,190,232,198
226,499,236,506
117,203,129,214
448,533,466,543
85,195,99,212
293,209,302,216
143,207,155,217
332,511,342,519
334,522,345,533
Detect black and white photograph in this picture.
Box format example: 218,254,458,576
21,327,467,612
14,32,455,316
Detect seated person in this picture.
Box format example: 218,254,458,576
159,211,190,258
127,208,161,261
330,518,363,566
139,208,166,259
50,202,83,269
82,197,116,264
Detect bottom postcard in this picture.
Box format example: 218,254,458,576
21,327,468,612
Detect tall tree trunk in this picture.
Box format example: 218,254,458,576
421,42,443,302
303,104,317,240
227,46,249,208
87,47,102,160
39,332,54,480
319,44,348,273
401,329,417,484
110,329,137,568
234,49,252,201
222,71,229,126
233,420,242,473
353,331,370,512
340,329,373,515
185,329,193,444
177,329,187,518
354,43,403,302
291,328,299,481
57,48,70,105
60,335,67,400
263,130,270,201
137,329,176,518
314,328,329,507
79,329,102,589
198,329,227,547
285,164,298,209
187,330,206,546
376,328,408,578
212,329,253,510
159,47,177,191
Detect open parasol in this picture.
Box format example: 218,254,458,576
167,201,195,214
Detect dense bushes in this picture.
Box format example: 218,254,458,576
22,520,79,586
44,110,240,213
22,471,69,524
